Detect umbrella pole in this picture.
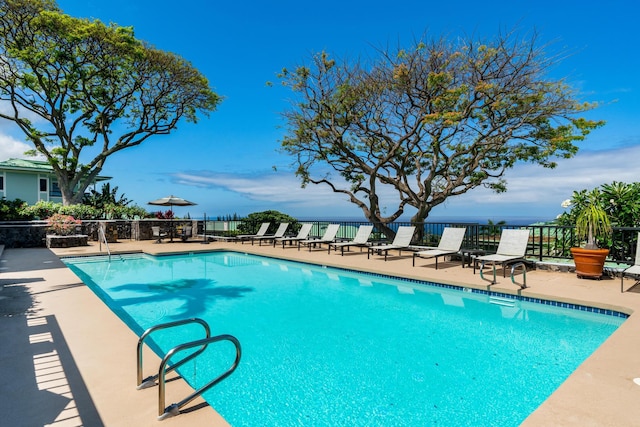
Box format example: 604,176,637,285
201,213,209,244
170,205,174,242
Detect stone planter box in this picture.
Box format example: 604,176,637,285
46,234,89,248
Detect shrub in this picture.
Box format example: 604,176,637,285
558,182,640,228
46,213,82,235
155,210,174,219
20,200,62,220
0,198,31,220
59,204,101,219
106,204,150,219
237,210,298,234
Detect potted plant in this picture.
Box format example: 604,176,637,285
47,213,82,236
45,213,88,248
565,189,612,279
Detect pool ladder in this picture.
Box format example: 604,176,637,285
98,225,111,262
479,260,527,289
136,318,241,421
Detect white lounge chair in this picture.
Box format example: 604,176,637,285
621,233,640,292
329,225,374,255
298,224,340,251
238,222,270,244
198,233,237,242
475,229,531,284
250,223,289,246
276,223,313,248
412,227,467,269
367,226,416,261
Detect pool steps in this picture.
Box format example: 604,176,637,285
489,296,516,307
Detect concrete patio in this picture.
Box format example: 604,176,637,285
1,238,640,426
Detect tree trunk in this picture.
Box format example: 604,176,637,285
59,175,75,206
410,207,430,244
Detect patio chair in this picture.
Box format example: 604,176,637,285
275,223,313,248
180,225,193,242
237,222,270,244
298,224,340,251
621,233,640,292
329,225,374,255
250,223,289,246
474,229,531,284
412,227,467,269
367,226,416,261
151,226,167,243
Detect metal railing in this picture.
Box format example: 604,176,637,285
98,225,111,262
3,217,636,264
136,318,211,389
157,334,241,420
199,219,640,265
135,318,241,421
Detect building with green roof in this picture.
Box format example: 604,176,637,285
0,158,110,204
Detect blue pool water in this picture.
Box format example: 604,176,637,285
63,252,625,426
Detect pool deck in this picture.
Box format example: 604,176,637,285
2,238,640,426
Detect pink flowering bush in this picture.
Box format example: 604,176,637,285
46,213,82,236
155,210,174,219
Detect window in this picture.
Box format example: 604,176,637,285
50,181,62,197
0,176,3,191
39,178,48,192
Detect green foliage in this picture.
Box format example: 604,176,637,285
81,183,148,218
11,198,148,220
558,182,640,229
278,31,603,236
216,213,240,221
600,181,640,227
574,190,611,249
558,182,640,252
20,200,62,219
237,210,298,234
21,201,99,219
558,187,614,249
0,198,30,220
83,183,130,210
105,204,150,220
0,0,220,204
482,219,507,236
58,203,100,219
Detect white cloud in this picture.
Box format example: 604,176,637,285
0,133,34,161
173,170,352,207
172,144,640,220
463,145,640,204
431,145,640,220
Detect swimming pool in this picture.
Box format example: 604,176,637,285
63,251,626,426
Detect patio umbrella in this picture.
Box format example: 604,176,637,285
148,195,197,242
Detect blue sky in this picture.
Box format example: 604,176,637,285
1,0,639,222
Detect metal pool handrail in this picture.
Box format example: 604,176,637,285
98,224,111,262
136,318,211,389
157,334,242,420
135,318,242,421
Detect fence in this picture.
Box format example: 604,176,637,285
202,220,640,266
1,219,639,265
0,219,197,248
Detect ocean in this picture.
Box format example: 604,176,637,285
296,216,551,226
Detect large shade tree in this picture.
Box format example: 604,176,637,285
279,31,603,237
0,0,220,204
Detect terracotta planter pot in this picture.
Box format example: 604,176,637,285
570,247,609,279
